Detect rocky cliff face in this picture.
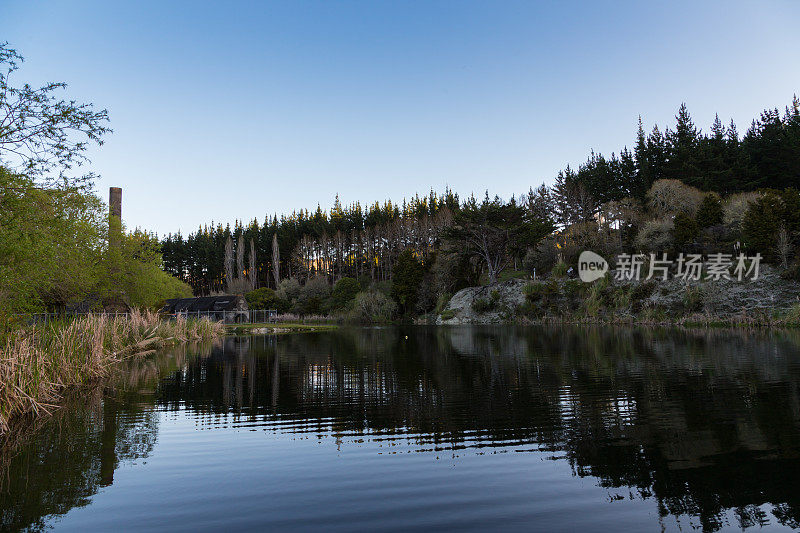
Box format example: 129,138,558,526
437,279,529,324
437,266,800,324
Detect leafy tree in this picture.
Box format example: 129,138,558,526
245,287,289,312
390,249,424,315
328,277,360,311
347,290,397,323
294,276,330,315
0,166,191,313
443,195,526,283
0,43,110,183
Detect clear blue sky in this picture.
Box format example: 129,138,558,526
3,1,799,235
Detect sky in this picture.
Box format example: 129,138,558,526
3,0,800,235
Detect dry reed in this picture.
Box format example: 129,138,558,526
0,309,223,433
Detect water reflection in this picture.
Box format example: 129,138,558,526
0,350,186,531
3,327,800,531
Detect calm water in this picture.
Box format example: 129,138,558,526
3,326,800,532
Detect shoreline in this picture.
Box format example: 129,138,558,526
0,311,224,436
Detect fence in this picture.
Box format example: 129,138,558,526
16,309,279,325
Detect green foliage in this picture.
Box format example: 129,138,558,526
584,282,604,317
442,195,528,283
673,212,699,246
439,309,455,320
562,279,586,297
780,261,800,281
743,191,784,261
328,277,360,311
682,285,705,313
523,238,558,276
551,261,568,278
276,278,302,304
630,280,656,301
780,188,800,233
472,297,492,314
635,218,674,252
582,274,612,317
347,290,397,323
106,229,193,308
434,293,452,314
696,194,724,227
0,44,110,183
0,168,191,313
294,276,331,315
390,249,424,315
245,287,289,312
523,280,561,314
471,290,500,314
613,287,632,309
0,46,191,314
156,97,800,302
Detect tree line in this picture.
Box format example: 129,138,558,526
161,96,800,307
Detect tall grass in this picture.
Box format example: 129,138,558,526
0,309,223,433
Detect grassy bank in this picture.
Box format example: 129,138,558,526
0,310,224,434
226,322,338,334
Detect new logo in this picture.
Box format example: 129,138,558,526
578,251,608,282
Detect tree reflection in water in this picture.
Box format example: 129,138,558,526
3,327,800,531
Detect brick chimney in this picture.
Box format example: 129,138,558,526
109,187,122,244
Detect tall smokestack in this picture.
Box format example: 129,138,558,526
109,187,122,245
109,187,122,220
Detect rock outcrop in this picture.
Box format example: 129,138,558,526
437,266,800,324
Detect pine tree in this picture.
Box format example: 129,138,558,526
666,103,701,185
633,116,652,199
647,125,668,183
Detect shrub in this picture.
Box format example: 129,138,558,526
523,280,559,304
682,285,705,312
328,277,360,311
743,192,784,261
635,218,674,252
347,290,397,323
613,287,632,310
276,278,301,304
563,279,586,297
472,297,491,314
245,287,289,312
673,212,699,246
472,291,501,314
630,280,656,301
434,293,452,314
295,276,331,315
551,261,568,278
780,188,800,233
439,309,456,320
584,280,606,317
647,179,704,217
781,260,800,281
696,194,724,228
723,192,761,230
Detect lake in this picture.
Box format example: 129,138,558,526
3,326,800,532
